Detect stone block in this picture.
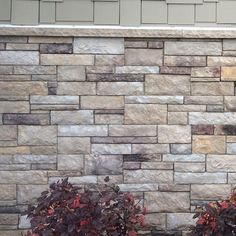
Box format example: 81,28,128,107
125,96,183,104
0,126,17,141
164,56,206,67
95,114,123,124
221,67,236,81
0,185,16,201
81,96,124,109
145,74,190,95
132,144,170,154
191,184,231,200
215,125,236,135
92,144,131,155
192,124,214,135
144,213,166,230
167,213,196,230
145,192,190,212
95,55,124,66
125,49,163,66
28,37,72,44
170,144,191,154
58,137,90,154
58,125,108,137
163,154,205,162
176,172,227,185
109,125,156,137
40,44,72,54
74,38,124,54
12,155,56,164
225,96,236,111
185,96,223,105
115,66,159,74
175,163,205,172
208,57,236,66
85,154,123,175
141,162,173,170
51,110,93,124
0,214,18,225
18,126,57,146
30,95,79,105
125,104,167,124
124,170,173,184
193,135,225,154
207,155,236,171
58,155,84,171
6,43,39,51
191,82,234,96
0,51,39,65
3,114,49,125
158,125,191,144
97,82,143,95
57,82,96,95
58,66,86,81
14,65,56,75
41,54,94,65
168,112,188,125
165,41,221,55
191,67,220,78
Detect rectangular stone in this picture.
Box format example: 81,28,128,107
168,105,206,112
81,96,124,109
87,74,144,82
31,104,79,111
191,82,234,95
92,137,157,144
57,82,96,95
145,192,190,213
95,114,123,125
125,49,162,66
40,44,72,54
221,67,236,81
0,126,17,141
58,137,90,154
0,171,47,184
175,163,205,172
165,41,221,56
124,170,173,183
74,38,124,54
0,75,31,81
14,65,56,75
0,51,39,65
95,55,124,66
58,125,108,137
125,96,183,104
192,125,214,135
97,82,143,95
145,74,190,95
167,213,196,230
193,135,225,154
0,185,16,202
175,172,227,184
58,155,84,171
125,104,167,124
0,101,29,113
215,125,236,135
171,144,191,154
191,67,220,78
118,184,158,192
164,56,206,67
225,96,236,111
13,155,56,164
207,155,236,172
208,57,236,66
189,112,236,125
0,214,18,225
41,54,94,65
185,96,223,105
58,66,86,81
6,43,39,51
160,66,191,75
0,82,48,96
29,37,72,44
116,66,159,74
228,173,236,183
87,66,114,74
0,66,13,74
163,154,205,162
0,146,30,155
92,144,131,154
124,154,161,162
30,95,79,105
3,114,49,125
191,184,231,200
18,126,57,146
168,112,188,125
51,110,93,125
141,162,173,170
158,125,191,144
109,125,156,137
132,144,170,154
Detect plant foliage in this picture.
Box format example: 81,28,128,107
24,177,146,236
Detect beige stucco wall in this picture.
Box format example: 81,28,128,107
1,0,236,26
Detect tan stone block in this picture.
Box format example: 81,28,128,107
168,105,206,112
208,57,236,66
0,214,18,225
192,135,225,154
125,49,163,66
0,82,48,96
145,74,190,95
18,126,57,146
41,54,94,65
207,155,236,172
167,213,196,230
95,55,124,66
191,82,234,95
0,146,30,155
57,82,96,95
95,114,123,124
0,126,17,141
125,104,167,124
145,192,190,213
191,67,220,78
0,185,16,201
221,67,236,81
184,96,223,105
0,101,28,113
58,66,86,81
191,184,231,200
164,56,206,67
81,96,124,109
158,125,191,144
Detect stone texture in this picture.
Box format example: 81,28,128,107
0,185,16,201
95,55,124,66
125,96,183,104
145,192,190,212
192,125,214,135
225,96,236,111
58,155,84,171
215,125,236,135
0,126,17,141
125,104,167,124
193,135,225,154
58,66,86,81
125,49,163,66
74,38,124,54
163,154,205,162
168,112,188,125
18,126,57,146
207,155,236,172
191,67,220,78
221,67,236,81
158,125,191,144
185,96,223,105
92,144,131,155
146,74,190,95
132,144,170,154
167,213,196,230
115,66,159,74
40,44,73,54
175,163,205,172
57,82,96,95
164,56,206,67
208,57,236,66
3,114,49,125
165,41,222,55
171,144,191,154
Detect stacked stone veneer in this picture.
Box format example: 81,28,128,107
1,35,236,234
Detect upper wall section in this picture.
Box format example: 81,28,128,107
1,0,236,26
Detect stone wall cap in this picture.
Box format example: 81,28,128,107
1,25,236,38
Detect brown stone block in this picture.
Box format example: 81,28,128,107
192,125,214,135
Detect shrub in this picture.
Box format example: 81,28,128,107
24,177,146,236
191,189,236,236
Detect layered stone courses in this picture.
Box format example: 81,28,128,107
0,35,236,234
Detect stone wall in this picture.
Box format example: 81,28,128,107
0,32,236,235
